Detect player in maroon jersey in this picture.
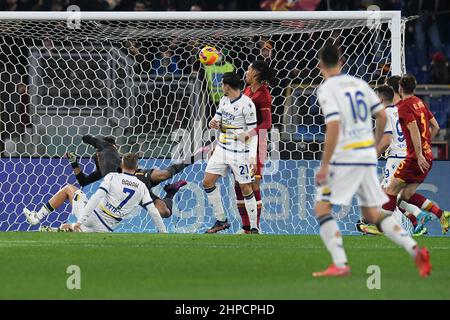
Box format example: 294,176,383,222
234,61,276,234
382,74,450,236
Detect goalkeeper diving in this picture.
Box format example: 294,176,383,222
66,134,209,218
23,153,167,233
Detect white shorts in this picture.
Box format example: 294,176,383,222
71,190,111,233
316,165,389,207
381,157,405,188
205,145,254,184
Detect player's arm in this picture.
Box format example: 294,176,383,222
316,86,340,186
376,112,392,157
246,94,272,138
141,188,168,233
373,109,387,147
429,116,440,139
242,101,258,170
407,120,430,173
366,85,387,147
377,133,392,158
209,98,223,130
82,135,103,150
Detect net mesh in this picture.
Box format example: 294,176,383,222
0,15,408,234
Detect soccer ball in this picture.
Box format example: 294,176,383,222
199,46,222,65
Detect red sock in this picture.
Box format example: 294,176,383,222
409,193,443,218
254,188,262,228
382,194,397,212
407,214,418,227
234,183,250,230
407,193,427,208
397,207,418,227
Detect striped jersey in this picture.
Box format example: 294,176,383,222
94,172,153,230
383,104,407,158
213,93,258,154
317,74,383,165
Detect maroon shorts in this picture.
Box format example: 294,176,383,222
394,157,432,184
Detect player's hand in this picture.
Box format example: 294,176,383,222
417,154,430,173
72,222,82,232
209,119,220,130
238,131,251,142
315,165,329,186
249,157,257,175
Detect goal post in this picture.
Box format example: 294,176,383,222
0,10,409,234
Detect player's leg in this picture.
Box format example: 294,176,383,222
149,146,210,185
400,184,450,234
203,146,230,233
235,177,262,234
312,165,359,277
203,172,230,233
358,168,431,277
312,200,350,277
24,184,79,225
234,181,250,233
238,182,259,233
363,206,431,277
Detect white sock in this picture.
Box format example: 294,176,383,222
205,186,226,221
318,214,347,267
244,192,258,230
37,202,53,219
380,215,417,257
398,200,422,218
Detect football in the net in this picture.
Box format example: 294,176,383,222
199,46,222,65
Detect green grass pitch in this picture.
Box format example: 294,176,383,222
0,232,449,299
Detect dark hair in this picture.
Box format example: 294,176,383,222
385,75,401,95
103,136,116,146
251,60,277,86
399,74,417,95
319,44,340,68
122,152,139,170
375,85,394,103
222,72,241,90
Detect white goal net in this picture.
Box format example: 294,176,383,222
0,11,407,234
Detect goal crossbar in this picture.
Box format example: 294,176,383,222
0,10,401,21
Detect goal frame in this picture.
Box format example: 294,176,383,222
0,10,403,75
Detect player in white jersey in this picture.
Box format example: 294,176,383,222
312,44,429,278
203,72,260,234
23,153,167,233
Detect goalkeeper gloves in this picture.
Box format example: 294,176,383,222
65,151,79,169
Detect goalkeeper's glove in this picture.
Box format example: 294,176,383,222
65,151,79,168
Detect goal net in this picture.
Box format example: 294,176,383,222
0,11,409,234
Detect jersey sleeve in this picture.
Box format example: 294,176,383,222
384,110,394,134
213,97,225,121
317,85,340,123
98,173,113,194
366,85,383,115
243,99,258,159
253,92,272,134
243,99,258,130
